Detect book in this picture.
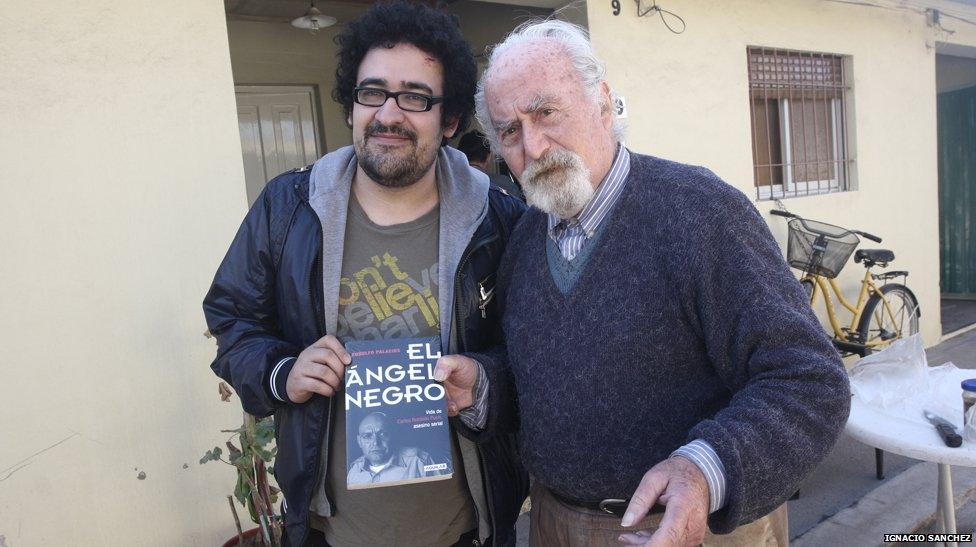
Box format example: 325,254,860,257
344,336,453,489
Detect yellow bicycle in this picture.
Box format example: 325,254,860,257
771,209,920,358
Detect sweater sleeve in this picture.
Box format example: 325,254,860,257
682,187,850,533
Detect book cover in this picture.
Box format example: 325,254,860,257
344,336,453,490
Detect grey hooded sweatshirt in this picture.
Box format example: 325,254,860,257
305,144,492,540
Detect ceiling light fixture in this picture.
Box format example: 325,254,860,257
291,2,336,33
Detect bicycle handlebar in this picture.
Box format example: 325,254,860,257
855,231,883,244
769,210,880,243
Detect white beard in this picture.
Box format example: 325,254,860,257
520,149,594,220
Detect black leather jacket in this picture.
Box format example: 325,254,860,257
204,167,528,546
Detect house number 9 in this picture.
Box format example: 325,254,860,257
611,0,620,15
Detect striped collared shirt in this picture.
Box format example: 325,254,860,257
547,144,631,260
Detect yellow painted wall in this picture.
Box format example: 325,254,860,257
585,0,976,348
0,2,554,545
0,1,253,545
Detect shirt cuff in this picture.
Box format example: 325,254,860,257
269,356,297,403
672,439,728,514
457,360,489,430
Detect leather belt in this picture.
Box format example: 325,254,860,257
548,489,666,518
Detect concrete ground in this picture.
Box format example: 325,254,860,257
515,328,976,546
892,497,976,546
941,298,976,335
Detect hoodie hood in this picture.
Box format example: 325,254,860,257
307,144,489,351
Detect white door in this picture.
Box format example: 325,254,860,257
235,85,322,205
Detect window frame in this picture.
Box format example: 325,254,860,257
748,47,855,200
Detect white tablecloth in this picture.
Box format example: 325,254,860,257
846,367,976,467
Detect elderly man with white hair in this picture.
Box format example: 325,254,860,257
435,20,850,547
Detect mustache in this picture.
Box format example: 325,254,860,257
524,149,580,182
365,122,417,142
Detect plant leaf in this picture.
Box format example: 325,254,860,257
255,446,274,462
234,472,251,507
198,446,223,465
226,441,242,460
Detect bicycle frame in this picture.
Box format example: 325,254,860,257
802,269,902,349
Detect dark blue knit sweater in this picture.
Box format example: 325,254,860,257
488,151,850,533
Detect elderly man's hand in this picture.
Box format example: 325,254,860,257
432,355,479,416
617,455,710,547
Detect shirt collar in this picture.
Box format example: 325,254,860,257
547,144,631,238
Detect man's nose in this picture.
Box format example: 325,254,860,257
374,96,406,126
522,124,550,162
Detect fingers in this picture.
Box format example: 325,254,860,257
432,355,460,382
433,354,477,387
287,338,350,403
286,369,335,403
305,347,347,379
642,502,688,547
622,466,668,527
310,334,351,365
623,458,710,547
617,529,653,546
433,355,478,416
297,374,337,397
304,362,342,388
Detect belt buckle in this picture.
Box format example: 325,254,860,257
599,498,628,518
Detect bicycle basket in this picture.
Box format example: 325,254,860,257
786,218,859,278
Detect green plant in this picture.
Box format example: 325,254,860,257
201,381,283,547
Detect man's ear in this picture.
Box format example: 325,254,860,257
598,81,614,130
346,112,353,129
442,115,460,140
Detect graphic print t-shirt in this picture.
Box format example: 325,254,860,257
311,194,477,547
334,198,441,341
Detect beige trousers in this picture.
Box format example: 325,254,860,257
528,482,789,547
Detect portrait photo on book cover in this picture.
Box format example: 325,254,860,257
347,410,453,487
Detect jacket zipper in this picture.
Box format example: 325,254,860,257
477,276,496,319
475,443,497,544
452,232,499,540
454,233,498,350
298,192,330,547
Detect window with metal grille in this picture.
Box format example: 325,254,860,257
748,47,854,199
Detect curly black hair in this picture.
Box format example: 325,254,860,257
333,1,477,140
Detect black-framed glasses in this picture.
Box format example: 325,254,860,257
354,87,444,112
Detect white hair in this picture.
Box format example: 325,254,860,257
474,19,626,151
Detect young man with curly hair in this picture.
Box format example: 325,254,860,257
204,2,527,545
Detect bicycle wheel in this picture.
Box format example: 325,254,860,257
856,283,920,348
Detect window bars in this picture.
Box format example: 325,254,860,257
748,47,853,200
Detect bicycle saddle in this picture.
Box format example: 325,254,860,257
854,249,895,264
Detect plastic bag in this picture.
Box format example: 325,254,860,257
850,334,929,407
849,334,961,427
